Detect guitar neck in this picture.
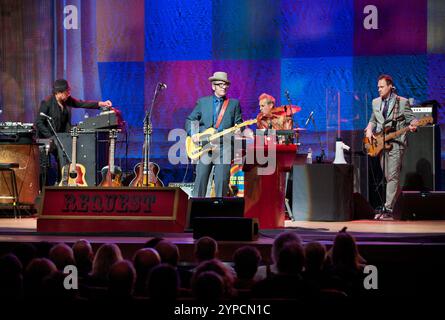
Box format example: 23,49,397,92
210,120,255,140
143,132,150,173
384,126,410,142
109,138,115,171
384,116,432,142
71,136,77,167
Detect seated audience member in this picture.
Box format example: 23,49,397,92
49,243,75,271
192,259,235,299
41,270,78,301
108,260,136,300
233,246,261,290
303,241,328,292
147,263,179,301
132,248,161,296
327,231,366,297
254,231,302,281
252,242,309,300
194,236,218,264
24,258,57,299
155,240,191,288
87,243,123,287
0,254,23,300
192,271,225,302
72,239,94,278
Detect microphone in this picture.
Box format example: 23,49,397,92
158,83,167,90
40,112,52,120
304,111,314,127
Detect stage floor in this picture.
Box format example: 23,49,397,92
1,217,445,234
1,217,445,265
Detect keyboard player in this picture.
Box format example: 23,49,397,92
35,79,113,185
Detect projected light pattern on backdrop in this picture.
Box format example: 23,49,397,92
7,0,444,184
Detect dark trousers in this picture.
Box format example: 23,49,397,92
193,142,232,197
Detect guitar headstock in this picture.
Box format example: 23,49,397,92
71,126,79,137
109,129,118,139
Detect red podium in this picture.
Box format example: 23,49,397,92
243,143,305,229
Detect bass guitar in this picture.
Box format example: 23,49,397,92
130,119,163,187
185,119,256,160
363,116,433,157
99,129,122,187
59,126,87,186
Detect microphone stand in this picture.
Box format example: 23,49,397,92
141,83,162,186
309,115,325,163
284,90,299,144
44,116,71,164
43,116,71,185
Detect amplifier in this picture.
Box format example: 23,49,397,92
168,182,194,197
411,100,439,124
77,110,123,130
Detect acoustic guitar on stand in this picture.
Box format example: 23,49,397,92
59,126,87,186
363,116,433,157
99,129,122,187
130,118,163,187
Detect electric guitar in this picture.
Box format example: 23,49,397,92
99,129,122,187
59,126,87,186
185,119,256,160
363,116,433,157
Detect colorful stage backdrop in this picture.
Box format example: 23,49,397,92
1,0,444,184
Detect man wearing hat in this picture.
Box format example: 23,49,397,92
185,71,243,197
35,79,113,184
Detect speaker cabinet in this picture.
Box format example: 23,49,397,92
59,132,108,186
400,125,441,191
393,191,445,220
193,217,259,241
292,164,354,221
186,197,244,230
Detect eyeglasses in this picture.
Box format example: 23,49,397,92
213,82,230,89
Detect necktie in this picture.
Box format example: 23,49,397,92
214,98,222,125
382,99,389,119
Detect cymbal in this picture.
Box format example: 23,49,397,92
293,127,307,131
272,105,302,115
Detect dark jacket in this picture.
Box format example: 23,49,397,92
35,95,99,138
185,95,243,136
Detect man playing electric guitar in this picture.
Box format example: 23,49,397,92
364,74,419,219
185,71,244,197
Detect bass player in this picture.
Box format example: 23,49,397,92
364,74,418,219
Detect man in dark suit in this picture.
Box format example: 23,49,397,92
35,79,112,184
185,72,243,197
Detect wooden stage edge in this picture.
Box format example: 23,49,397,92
1,217,445,264
1,217,445,235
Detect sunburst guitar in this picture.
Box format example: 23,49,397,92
363,116,433,157
186,119,256,160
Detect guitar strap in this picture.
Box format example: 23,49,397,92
391,96,400,129
215,98,229,129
